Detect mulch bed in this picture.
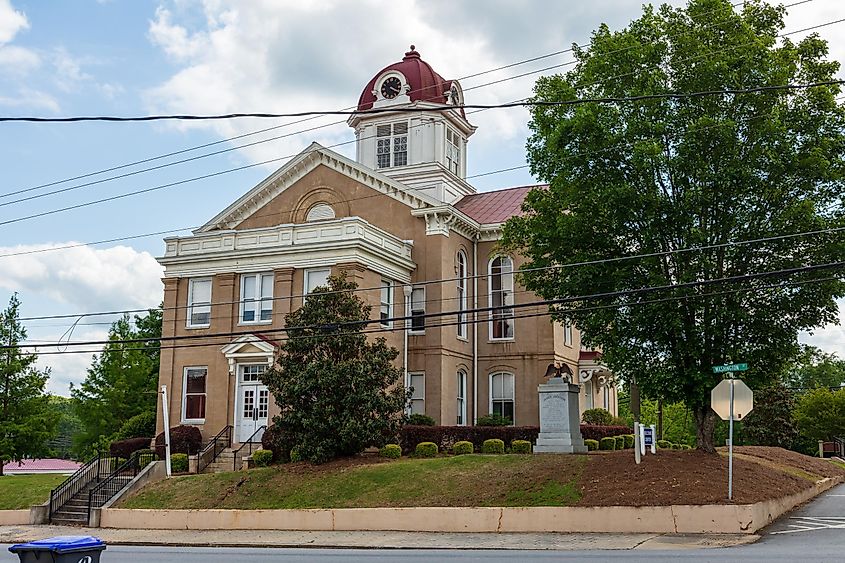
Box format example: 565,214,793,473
732,446,845,479
576,448,829,506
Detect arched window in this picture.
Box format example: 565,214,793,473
306,203,335,222
456,369,467,425
490,372,515,424
456,250,468,339
489,256,514,340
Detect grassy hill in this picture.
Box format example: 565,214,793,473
118,447,845,510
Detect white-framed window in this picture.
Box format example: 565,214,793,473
380,280,393,327
410,287,425,333
457,250,468,339
489,256,514,340
187,278,212,328
409,372,425,415
456,370,467,425
490,372,515,424
446,128,461,175
240,273,273,324
603,385,611,410
306,203,335,222
564,322,573,346
584,380,594,410
304,268,331,296
376,122,408,168
182,366,207,423
240,363,267,383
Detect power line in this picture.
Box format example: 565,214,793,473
21,270,842,355
2,81,840,124
10,259,845,350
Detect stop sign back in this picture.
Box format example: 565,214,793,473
711,379,753,420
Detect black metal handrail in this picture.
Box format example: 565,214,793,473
233,425,266,471
197,425,232,473
48,452,119,523
835,437,845,458
87,452,157,520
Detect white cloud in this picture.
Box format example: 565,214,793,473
0,88,59,111
52,46,92,92
0,243,163,311
0,0,28,45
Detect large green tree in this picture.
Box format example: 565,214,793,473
502,0,845,451
794,387,845,442
71,308,162,457
785,345,845,390
261,274,409,464
0,294,55,475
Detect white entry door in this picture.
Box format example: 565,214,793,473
236,364,269,443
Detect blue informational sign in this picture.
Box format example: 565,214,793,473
643,427,654,446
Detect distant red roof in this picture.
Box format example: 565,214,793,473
454,185,542,225
358,46,462,116
2,458,81,474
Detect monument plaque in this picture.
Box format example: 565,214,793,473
534,377,588,454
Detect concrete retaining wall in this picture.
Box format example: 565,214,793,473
99,476,841,534
0,510,30,525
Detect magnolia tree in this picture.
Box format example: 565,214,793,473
502,0,845,452
261,274,409,464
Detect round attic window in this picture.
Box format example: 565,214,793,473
306,203,335,222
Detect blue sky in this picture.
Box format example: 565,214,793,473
1,0,843,394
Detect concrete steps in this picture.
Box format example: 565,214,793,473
50,474,133,526
201,449,238,474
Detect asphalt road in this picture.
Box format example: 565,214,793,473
3,484,843,562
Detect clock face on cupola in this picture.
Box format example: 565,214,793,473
380,76,402,99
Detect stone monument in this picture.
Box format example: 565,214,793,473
534,367,587,454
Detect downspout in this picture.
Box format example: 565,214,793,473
472,235,479,425
403,284,412,414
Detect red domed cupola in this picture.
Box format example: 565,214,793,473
357,46,464,116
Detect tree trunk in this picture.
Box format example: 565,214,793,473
694,406,717,453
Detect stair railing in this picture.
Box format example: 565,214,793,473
835,436,845,458
196,425,232,473
87,451,158,521
48,452,112,523
232,425,266,471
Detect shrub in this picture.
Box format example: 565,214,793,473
614,436,625,450
670,443,681,450
476,414,512,426
154,425,202,458
611,416,632,428
624,434,635,449
681,444,692,450
585,439,599,451
581,408,614,426
580,425,633,441
110,437,151,459
482,439,505,454
407,413,436,426
452,441,474,455
657,440,672,449
115,411,157,440
289,448,302,463
511,440,532,454
398,425,538,455
170,453,188,473
415,442,438,457
379,444,402,459
252,449,274,467
599,437,616,450
262,423,297,463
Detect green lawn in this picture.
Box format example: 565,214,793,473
0,474,66,510
120,454,586,510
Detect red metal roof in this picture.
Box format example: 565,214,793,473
2,458,81,474
454,185,542,225
358,46,461,115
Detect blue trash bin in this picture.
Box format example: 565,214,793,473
9,535,106,563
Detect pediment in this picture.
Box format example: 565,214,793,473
198,143,441,233
221,334,276,356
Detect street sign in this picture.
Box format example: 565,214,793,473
712,363,748,374
643,427,654,446
710,378,754,500
711,379,754,421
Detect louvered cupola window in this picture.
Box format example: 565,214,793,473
376,121,408,168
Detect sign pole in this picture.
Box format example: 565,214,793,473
634,422,641,464
161,385,172,478
728,376,734,501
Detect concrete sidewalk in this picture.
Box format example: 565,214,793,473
0,525,758,551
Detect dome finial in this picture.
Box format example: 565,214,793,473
410,44,415,51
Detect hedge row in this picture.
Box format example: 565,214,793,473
398,424,631,455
